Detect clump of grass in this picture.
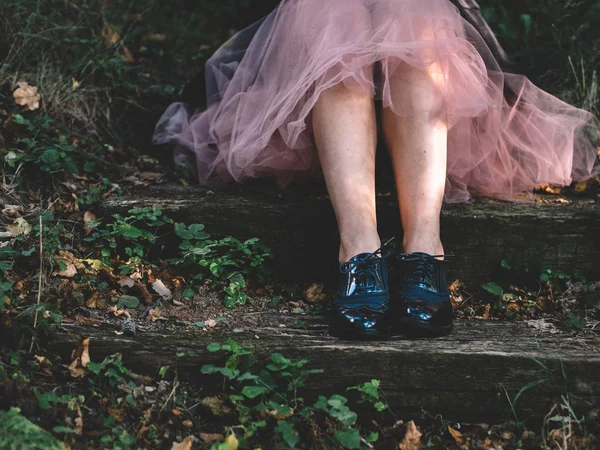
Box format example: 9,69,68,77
0,0,238,142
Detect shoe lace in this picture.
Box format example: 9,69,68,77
397,252,455,286
339,237,395,293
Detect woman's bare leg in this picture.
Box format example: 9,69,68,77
381,62,448,258
312,82,380,263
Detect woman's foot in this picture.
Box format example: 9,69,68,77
329,240,394,340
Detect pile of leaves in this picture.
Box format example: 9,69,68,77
450,261,600,333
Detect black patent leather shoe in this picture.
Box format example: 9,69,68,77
329,239,394,340
391,252,455,337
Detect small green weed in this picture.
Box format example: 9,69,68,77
174,222,272,308
201,339,384,449
0,407,64,450
84,206,172,274
86,353,133,388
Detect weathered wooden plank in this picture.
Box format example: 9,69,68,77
48,318,600,422
101,184,600,288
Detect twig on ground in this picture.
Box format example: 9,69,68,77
159,380,179,412
29,212,43,352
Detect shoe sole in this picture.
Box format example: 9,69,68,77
391,318,453,337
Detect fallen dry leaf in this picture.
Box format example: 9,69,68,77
200,433,224,444
108,407,126,423
13,81,40,111
118,277,135,288
86,292,104,309
122,46,136,64
68,337,91,377
142,33,167,42
2,205,23,218
74,403,83,435
102,24,121,46
136,407,153,440
82,259,111,270
53,251,85,278
108,305,131,318
506,302,520,313
33,355,53,375
304,283,326,304
170,436,193,450
399,421,422,450
448,425,468,448
266,407,294,420
539,184,561,195
222,433,239,450
83,211,97,235
7,217,32,237
152,279,173,301
481,304,491,319
147,307,168,322
138,172,165,181
200,396,232,417
574,180,589,193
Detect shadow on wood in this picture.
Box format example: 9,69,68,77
102,184,600,288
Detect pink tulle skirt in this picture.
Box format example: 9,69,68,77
154,0,600,203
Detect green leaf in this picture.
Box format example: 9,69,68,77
174,223,193,240
335,428,361,449
237,372,258,382
40,149,60,168
207,343,221,352
275,420,300,448
327,394,348,409
330,406,357,426
37,391,61,410
241,385,269,399
159,366,170,378
314,396,329,412
200,364,219,374
117,295,139,309
365,432,379,443
481,282,503,296
374,401,387,411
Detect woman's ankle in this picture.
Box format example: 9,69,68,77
339,233,381,263
402,236,444,260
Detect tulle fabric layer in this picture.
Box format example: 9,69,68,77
154,0,600,203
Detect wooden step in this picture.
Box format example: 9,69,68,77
48,317,600,422
102,184,600,288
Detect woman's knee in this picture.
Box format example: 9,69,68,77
382,60,447,116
